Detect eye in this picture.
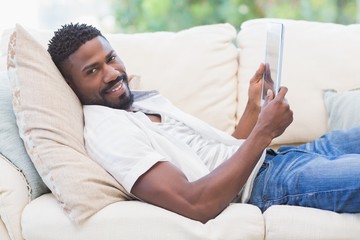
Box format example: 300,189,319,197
107,55,116,63
86,68,97,75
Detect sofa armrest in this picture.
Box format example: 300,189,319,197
0,154,30,240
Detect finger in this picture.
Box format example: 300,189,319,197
275,87,288,101
263,89,274,106
267,89,274,100
250,63,265,84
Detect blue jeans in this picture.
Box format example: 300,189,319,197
248,125,360,213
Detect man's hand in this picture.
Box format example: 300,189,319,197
254,87,293,140
247,63,264,107
232,64,264,139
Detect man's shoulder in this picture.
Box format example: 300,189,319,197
83,105,114,114
132,90,160,102
83,105,137,132
133,90,173,108
83,105,126,123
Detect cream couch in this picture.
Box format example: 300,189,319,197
1,18,360,240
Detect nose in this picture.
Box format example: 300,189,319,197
103,65,119,83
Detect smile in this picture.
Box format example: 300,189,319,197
105,79,124,94
111,79,124,92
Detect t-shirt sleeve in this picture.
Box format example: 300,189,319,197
84,110,166,193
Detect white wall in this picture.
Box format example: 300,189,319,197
0,0,115,34
0,0,40,33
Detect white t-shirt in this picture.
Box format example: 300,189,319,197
154,113,240,171
83,91,265,202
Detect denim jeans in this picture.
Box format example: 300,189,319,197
248,125,360,213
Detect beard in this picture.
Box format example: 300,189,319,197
75,73,134,110
104,83,134,110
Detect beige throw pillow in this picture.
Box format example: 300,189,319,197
7,24,132,224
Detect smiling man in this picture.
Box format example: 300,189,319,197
53,34,134,110
48,23,360,223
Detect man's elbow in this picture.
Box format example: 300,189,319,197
183,201,224,224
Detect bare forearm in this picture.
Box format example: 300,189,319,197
232,101,260,139
232,64,264,139
185,127,271,222
132,127,271,224
132,134,268,224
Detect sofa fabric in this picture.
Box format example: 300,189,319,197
0,218,11,240
264,205,360,240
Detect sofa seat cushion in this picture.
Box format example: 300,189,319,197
22,194,264,240
264,205,360,240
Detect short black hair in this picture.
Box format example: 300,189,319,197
48,23,104,69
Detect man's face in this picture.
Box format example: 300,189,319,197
63,36,133,110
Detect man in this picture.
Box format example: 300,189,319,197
48,23,360,223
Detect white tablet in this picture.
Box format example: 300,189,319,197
261,22,285,105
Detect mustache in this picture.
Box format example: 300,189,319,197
101,74,128,94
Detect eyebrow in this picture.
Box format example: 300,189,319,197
81,50,115,73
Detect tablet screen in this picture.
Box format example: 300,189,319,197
261,22,284,105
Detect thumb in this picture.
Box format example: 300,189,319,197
275,87,288,101
266,89,274,101
262,89,274,107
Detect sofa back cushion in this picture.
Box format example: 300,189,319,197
237,18,360,145
106,23,239,133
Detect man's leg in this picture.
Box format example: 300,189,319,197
248,127,360,213
280,125,360,157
